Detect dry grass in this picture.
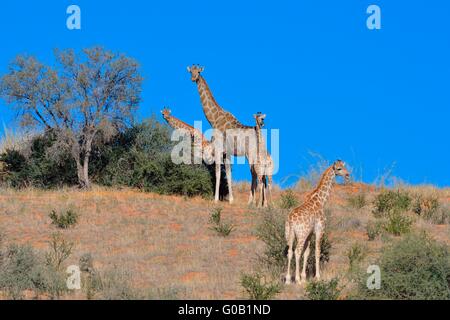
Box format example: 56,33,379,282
0,183,449,300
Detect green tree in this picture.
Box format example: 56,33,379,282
0,47,142,188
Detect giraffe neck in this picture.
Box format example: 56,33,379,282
196,76,247,131
162,113,209,148
255,124,267,161
310,166,336,208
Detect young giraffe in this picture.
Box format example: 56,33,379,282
187,65,259,205
161,108,231,203
253,112,274,208
285,160,350,284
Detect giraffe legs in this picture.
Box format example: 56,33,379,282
224,154,233,204
258,175,264,207
294,235,308,284
285,223,295,285
214,162,221,203
248,166,257,205
314,225,323,280
301,239,311,281
265,175,273,208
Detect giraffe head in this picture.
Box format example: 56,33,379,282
161,107,171,119
254,112,266,129
187,65,204,82
333,160,351,183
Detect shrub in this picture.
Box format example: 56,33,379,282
0,242,69,299
96,268,141,300
412,195,449,224
256,209,288,275
45,232,74,271
358,233,450,300
209,207,234,237
347,243,367,272
373,190,411,217
278,189,299,209
366,220,383,241
49,209,79,229
305,278,341,300
383,211,413,236
412,195,440,218
347,193,367,209
240,272,281,300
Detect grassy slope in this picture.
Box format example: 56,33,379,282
0,183,449,300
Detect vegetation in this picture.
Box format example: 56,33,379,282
278,189,299,209
357,233,450,300
209,207,234,237
0,47,143,188
366,220,383,241
383,211,413,236
373,190,411,217
240,272,281,300
49,209,79,229
347,192,367,209
347,243,367,273
305,278,341,300
0,238,71,299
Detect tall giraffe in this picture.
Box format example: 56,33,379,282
253,112,274,208
187,65,259,204
285,160,350,284
161,108,232,203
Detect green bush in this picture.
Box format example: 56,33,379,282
305,278,341,300
383,211,413,236
209,207,234,237
373,190,411,217
347,243,367,272
278,189,299,209
49,209,79,229
240,272,281,300
358,233,450,300
412,195,449,224
0,242,69,299
0,118,216,198
305,233,332,277
347,193,367,209
0,132,77,188
366,220,383,241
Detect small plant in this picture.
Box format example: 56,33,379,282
347,243,367,272
45,232,74,271
412,195,440,218
209,207,234,237
347,192,367,209
240,272,281,300
373,190,411,217
49,208,79,229
366,220,383,240
383,211,412,236
305,278,341,300
279,189,299,210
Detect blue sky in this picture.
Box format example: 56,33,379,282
0,0,449,186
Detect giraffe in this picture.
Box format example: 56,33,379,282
161,107,231,203
253,112,274,208
285,160,350,284
187,65,259,204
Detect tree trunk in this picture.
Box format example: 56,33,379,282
82,154,91,189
